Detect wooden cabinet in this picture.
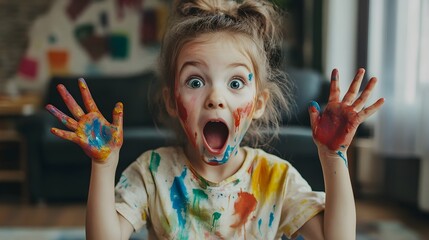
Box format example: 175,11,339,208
0,129,27,202
0,94,41,203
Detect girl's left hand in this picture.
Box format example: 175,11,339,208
308,68,384,155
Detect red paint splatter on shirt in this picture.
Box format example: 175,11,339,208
230,191,257,228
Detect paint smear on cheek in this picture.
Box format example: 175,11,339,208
176,95,188,122
233,102,254,129
230,191,257,228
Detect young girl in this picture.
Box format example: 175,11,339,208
46,0,384,239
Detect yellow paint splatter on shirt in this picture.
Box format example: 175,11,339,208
251,157,288,203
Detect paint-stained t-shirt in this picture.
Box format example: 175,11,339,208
115,146,325,239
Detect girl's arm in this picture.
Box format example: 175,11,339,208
298,68,384,239
45,78,133,240
86,153,133,240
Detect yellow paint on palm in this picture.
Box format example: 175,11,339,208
251,157,288,202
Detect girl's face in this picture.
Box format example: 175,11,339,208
168,33,267,165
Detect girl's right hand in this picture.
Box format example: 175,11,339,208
46,78,123,163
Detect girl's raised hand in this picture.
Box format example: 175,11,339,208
308,68,384,159
46,78,123,163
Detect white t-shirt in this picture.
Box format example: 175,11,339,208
115,146,325,239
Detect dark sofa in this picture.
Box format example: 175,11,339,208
19,68,328,202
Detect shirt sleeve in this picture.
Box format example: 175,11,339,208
115,152,150,231
278,163,326,238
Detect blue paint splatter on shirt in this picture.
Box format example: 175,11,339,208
170,168,189,238
269,211,274,227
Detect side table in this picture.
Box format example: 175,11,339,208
0,93,41,203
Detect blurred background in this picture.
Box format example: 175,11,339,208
0,0,428,239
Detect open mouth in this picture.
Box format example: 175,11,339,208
203,120,229,154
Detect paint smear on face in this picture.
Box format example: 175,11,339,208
248,73,253,81
233,102,254,129
251,157,287,203
149,151,161,173
170,168,189,236
230,191,257,228
176,95,188,122
207,145,233,165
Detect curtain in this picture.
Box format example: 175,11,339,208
368,0,429,210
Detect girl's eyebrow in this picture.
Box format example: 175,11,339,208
179,61,206,75
227,62,251,73
179,61,251,75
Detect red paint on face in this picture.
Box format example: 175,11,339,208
314,106,359,150
176,95,188,122
230,191,257,228
233,102,254,129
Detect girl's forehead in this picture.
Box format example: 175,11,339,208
179,32,259,67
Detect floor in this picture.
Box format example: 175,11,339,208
0,197,428,238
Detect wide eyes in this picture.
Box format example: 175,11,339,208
185,76,246,90
229,79,245,90
186,77,205,88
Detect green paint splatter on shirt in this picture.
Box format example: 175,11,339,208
149,151,161,173
211,212,221,231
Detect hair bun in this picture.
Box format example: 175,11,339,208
175,0,238,18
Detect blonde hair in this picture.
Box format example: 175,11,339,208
153,0,293,147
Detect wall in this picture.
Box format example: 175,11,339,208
0,0,54,83
0,0,169,94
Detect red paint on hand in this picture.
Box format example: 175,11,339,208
310,68,384,152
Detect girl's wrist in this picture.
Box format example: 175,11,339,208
91,150,120,170
317,147,349,167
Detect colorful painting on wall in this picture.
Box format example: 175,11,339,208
10,0,170,92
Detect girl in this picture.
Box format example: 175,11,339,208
46,0,384,239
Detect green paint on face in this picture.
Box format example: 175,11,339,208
149,151,161,173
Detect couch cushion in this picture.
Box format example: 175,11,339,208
284,68,329,126
45,71,157,127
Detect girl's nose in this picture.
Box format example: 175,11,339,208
205,90,225,109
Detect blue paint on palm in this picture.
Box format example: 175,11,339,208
86,118,112,149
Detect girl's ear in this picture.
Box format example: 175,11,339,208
163,87,177,117
253,89,269,119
